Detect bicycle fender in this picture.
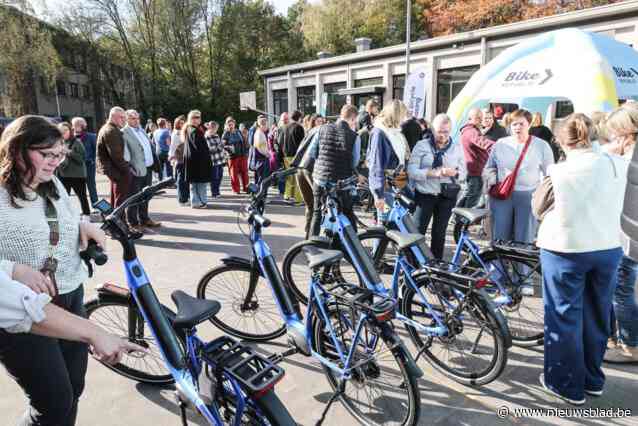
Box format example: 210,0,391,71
220,256,253,270
381,324,424,379
95,282,131,303
476,288,513,348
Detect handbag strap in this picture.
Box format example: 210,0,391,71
511,136,532,178
603,153,618,178
44,197,60,249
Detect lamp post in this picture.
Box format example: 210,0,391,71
405,0,411,76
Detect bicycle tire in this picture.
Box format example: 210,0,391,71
84,298,181,385
464,249,544,346
210,384,296,426
197,264,287,342
311,301,420,426
401,282,508,386
282,239,360,305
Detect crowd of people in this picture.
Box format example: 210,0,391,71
0,95,636,423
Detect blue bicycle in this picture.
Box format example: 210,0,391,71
84,179,295,425
281,176,511,385
197,169,422,426
349,177,543,347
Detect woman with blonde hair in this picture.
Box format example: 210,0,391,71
533,113,627,404
603,105,638,364
529,112,559,162
182,110,212,208
367,100,410,221
56,122,91,216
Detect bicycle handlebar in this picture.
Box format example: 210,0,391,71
107,178,175,222
251,168,298,207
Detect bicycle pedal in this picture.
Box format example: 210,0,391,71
267,347,298,364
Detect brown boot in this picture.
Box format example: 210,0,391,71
604,343,638,363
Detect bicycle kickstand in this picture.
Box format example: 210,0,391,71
174,391,189,426
315,380,345,426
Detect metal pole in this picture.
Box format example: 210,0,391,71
55,88,61,118
405,0,411,76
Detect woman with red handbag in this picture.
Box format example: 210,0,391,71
483,109,554,294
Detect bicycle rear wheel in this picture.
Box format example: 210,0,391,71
465,249,544,346
84,298,181,385
210,382,296,425
401,281,508,386
197,264,286,342
311,301,420,426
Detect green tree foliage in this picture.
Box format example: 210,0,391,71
299,0,425,55
0,1,61,115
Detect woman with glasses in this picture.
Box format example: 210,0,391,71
182,110,212,208
56,122,91,216
0,115,140,425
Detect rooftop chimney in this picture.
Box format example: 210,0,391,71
317,51,332,60
354,37,372,53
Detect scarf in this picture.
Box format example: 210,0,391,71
374,122,409,166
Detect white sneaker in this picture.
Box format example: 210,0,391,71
520,284,535,296
585,389,603,397
539,374,585,406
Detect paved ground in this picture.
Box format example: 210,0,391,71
0,175,636,426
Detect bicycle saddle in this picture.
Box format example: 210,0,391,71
386,231,425,251
304,247,344,269
452,208,489,225
171,290,221,330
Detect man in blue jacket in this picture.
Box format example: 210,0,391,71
72,117,98,206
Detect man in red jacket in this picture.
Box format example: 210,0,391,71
458,108,496,208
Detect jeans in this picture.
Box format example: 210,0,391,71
176,163,190,204
310,183,357,237
489,190,536,243
0,286,88,426
158,151,173,179
85,161,98,205
412,191,456,259
210,164,224,197
613,255,638,347
126,170,152,225
457,175,483,208
190,182,208,206
541,247,622,400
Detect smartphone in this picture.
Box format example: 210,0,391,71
93,199,113,214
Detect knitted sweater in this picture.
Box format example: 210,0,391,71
0,177,88,295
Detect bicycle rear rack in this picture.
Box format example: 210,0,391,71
324,282,397,322
491,240,540,262
202,336,285,395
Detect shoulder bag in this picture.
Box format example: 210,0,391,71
489,136,531,200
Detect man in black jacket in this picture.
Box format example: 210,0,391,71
279,110,304,203
309,105,361,236
481,109,508,141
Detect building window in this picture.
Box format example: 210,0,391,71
82,85,91,100
354,77,383,88
392,75,405,101
56,80,67,96
272,89,288,118
69,83,79,98
323,82,346,118
297,86,316,115
436,66,479,114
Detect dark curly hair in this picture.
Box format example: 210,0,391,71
0,115,61,208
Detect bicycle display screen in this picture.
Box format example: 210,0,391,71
93,199,113,214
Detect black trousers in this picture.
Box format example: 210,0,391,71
126,168,152,225
59,176,91,215
412,191,456,260
0,285,88,426
310,183,357,237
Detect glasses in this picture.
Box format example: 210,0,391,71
32,149,67,162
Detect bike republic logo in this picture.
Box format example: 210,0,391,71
501,69,553,88
613,66,638,84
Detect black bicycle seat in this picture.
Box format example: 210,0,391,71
171,290,221,330
453,208,489,225
304,247,344,269
386,231,425,251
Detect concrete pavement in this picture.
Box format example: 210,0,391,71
0,175,636,426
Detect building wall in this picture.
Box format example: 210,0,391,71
263,11,638,123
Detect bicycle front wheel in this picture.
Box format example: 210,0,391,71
312,302,420,426
197,264,286,342
85,298,180,385
401,282,508,386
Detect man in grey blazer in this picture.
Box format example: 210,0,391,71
123,109,162,233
